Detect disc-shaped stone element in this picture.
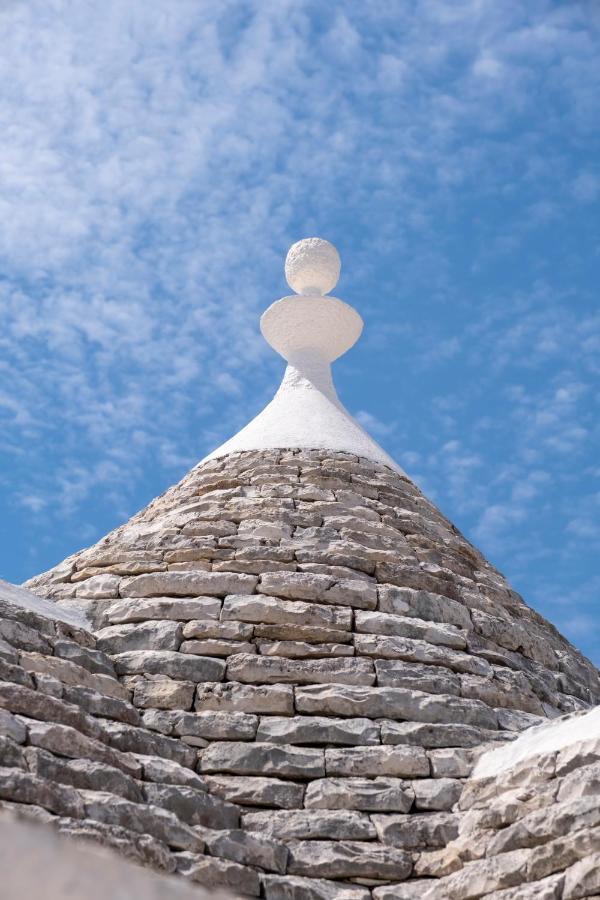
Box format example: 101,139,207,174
260,295,363,364
285,238,341,296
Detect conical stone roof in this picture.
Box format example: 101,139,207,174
22,239,600,898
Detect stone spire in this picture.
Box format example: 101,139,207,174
204,238,402,472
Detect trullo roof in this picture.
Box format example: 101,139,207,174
2,238,599,899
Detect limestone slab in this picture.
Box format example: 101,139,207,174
227,654,375,686
256,715,379,746
106,597,222,624
195,682,294,715
95,621,182,654
243,809,375,840
114,650,226,683
287,839,412,880
371,811,459,849
304,777,413,812
325,746,429,778
222,594,352,630
200,741,325,779
143,782,238,829
120,571,258,598
204,775,305,809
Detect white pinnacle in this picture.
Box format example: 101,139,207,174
203,238,403,473
285,237,341,295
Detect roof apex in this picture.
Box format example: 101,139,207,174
204,238,402,472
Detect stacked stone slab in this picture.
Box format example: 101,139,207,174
0,586,284,897
372,709,600,899
20,448,600,898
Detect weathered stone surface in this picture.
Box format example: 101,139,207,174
485,796,600,856
222,594,352,630
355,610,466,649
355,634,490,676
256,715,379,746
412,778,463,811
181,638,256,657
484,874,564,900
176,851,260,896
430,848,532,900
562,853,600,899
205,775,305,809
460,672,544,717
114,650,226,683
183,620,254,641
374,658,461,695
325,746,429,777
304,777,413,812
287,839,412,880
0,619,53,654
25,748,142,801
382,720,497,749
322,580,378,610
13,448,600,899
75,574,121,598
200,742,325,779
257,640,353,658
100,720,197,768
524,827,600,884
243,809,376,840
0,735,26,769
0,657,34,688
81,790,205,852
203,828,288,874
294,683,497,728
555,735,600,776
496,708,544,731
143,782,238,829
429,748,476,778
62,685,140,725
379,586,472,630
0,681,102,739
106,596,222,624
227,653,375,686
254,623,352,644
33,671,63,698
148,710,258,741
0,638,19,665
372,811,459,850
52,639,115,676
263,874,371,900
23,718,141,777
557,760,600,802
0,766,84,818
121,572,257,598
195,682,294,715
19,652,128,700
259,572,333,602
0,708,26,743
136,754,207,789
95,621,182,654
133,675,196,711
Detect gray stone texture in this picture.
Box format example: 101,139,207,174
8,448,600,899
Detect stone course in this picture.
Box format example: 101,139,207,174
5,448,599,898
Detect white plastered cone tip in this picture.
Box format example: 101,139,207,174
203,238,403,474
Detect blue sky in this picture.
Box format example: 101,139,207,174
0,1,598,663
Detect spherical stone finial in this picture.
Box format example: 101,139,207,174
285,237,341,296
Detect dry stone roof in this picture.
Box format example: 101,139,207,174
3,239,600,898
